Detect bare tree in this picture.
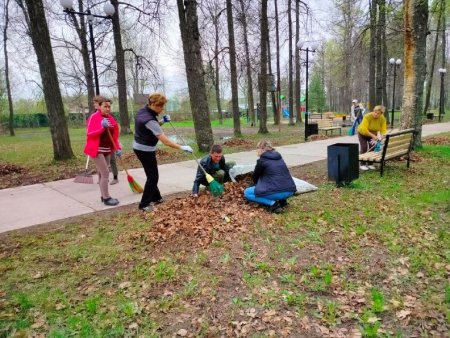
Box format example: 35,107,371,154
401,0,428,148
238,0,255,126
423,0,443,116
274,0,281,127
368,0,377,111
259,0,269,133
19,0,74,160
176,0,213,151
226,0,241,136
110,0,131,134
294,0,300,125
287,0,294,125
2,0,14,136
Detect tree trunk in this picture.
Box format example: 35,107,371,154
423,0,443,116
258,0,269,134
110,0,131,134
275,0,282,127
375,0,383,105
69,0,95,113
287,0,294,125
294,0,301,125
380,0,388,115
368,0,377,111
176,0,214,151
238,0,255,126
401,0,428,148
267,34,277,124
214,18,223,125
3,0,14,136
226,0,241,136
23,0,74,160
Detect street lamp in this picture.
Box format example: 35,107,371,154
297,41,318,141
60,0,115,95
438,68,447,122
389,58,401,127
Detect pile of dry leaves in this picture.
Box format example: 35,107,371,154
423,136,450,145
222,139,254,147
0,163,25,176
309,134,329,141
129,178,275,248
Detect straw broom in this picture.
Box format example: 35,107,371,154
167,121,224,197
106,129,143,194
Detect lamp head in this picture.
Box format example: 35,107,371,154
103,3,115,16
389,58,395,65
396,59,402,65
310,42,319,51
438,68,447,74
296,41,303,50
60,0,73,10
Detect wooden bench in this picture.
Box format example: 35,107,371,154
358,128,415,176
317,119,342,135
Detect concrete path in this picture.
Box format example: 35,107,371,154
1,122,449,234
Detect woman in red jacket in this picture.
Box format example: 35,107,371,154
84,97,121,206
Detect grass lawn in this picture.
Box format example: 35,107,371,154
0,134,449,337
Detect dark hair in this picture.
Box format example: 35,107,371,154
210,144,223,154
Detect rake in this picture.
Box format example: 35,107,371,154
167,121,224,197
74,156,94,184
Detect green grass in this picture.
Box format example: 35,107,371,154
0,135,449,336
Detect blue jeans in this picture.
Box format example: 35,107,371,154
244,186,294,206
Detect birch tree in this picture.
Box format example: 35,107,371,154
401,0,428,148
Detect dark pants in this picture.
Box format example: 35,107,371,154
134,149,162,209
358,132,373,165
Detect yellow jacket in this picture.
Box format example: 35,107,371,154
358,113,387,137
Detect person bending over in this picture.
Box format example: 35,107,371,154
192,144,235,197
244,140,296,214
357,105,387,171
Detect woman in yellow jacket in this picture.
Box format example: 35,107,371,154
357,105,387,170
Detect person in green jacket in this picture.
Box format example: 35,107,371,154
357,105,387,171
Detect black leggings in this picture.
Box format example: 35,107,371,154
134,149,162,209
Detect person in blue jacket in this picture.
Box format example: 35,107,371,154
244,140,296,214
192,144,235,197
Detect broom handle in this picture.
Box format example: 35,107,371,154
167,121,210,177
85,156,90,170
105,128,130,176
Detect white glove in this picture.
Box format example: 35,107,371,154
377,132,382,141
180,145,193,153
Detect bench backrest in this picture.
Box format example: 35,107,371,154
318,119,335,128
382,128,415,160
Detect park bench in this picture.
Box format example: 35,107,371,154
317,119,342,135
358,128,415,176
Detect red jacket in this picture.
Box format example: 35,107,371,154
84,111,120,157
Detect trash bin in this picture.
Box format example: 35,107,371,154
327,143,359,185
426,112,434,120
306,122,318,137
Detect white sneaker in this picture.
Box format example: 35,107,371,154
360,165,369,171
368,165,376,170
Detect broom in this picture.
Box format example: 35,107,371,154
167,121,224,197
106,129,143,194
74,156,94,184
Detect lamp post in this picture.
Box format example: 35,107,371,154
438,68,447,122
297,41,318,141
60,0,115,95
389,58,401,127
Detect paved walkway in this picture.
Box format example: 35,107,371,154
1,122,449,234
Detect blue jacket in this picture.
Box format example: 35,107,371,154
253,150,296,197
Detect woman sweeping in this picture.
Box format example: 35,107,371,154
84,97,122,206
133,93,193,212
